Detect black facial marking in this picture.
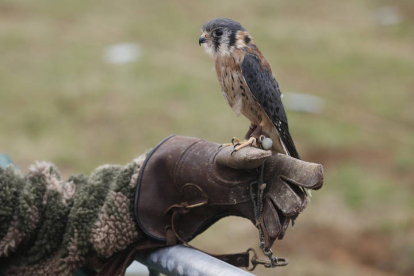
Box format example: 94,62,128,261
244,35,251,44
214,40,220,52
229,31,236,47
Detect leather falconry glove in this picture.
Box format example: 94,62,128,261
134,135,323,266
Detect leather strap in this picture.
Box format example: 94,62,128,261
96,240,164,276
215,252,250,268
168,201,250,268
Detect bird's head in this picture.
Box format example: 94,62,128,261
199,18,253,58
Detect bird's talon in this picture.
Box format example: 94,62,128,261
231,137,241,145
231,149,236,156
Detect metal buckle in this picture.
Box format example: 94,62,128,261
246,248,289,271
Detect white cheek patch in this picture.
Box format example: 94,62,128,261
202,29,239,59
202,42,216,58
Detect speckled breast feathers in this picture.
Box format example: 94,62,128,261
200,18,300,158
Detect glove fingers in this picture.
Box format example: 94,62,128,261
281,174,323,190
262,198,282,239
288,181,308,211
262,199,281,248
266,180,302,217
278,216,290,240
262,198,291,247
266,154,324,190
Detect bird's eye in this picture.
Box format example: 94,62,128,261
214,29,223,37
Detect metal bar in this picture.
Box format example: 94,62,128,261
136,245,255,276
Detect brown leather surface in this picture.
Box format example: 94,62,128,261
135,135,324,248
135,136,258,242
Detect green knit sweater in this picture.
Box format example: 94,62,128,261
0,155,147,276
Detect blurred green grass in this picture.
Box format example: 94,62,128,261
0,0,413,275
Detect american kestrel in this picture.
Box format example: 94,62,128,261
199,18,300,159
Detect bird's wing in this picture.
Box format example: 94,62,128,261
240,54,300,159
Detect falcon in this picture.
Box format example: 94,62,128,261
199,18,300,159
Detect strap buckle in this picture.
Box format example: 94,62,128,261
246,163,289,271
246,248,289,271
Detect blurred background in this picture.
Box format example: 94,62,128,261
0,0,413,275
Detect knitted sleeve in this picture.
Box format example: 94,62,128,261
0,154,147,276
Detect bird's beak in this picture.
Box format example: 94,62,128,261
199,35,207,46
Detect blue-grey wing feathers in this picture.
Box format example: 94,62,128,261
240,54,300,159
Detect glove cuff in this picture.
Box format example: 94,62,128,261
134,135,257,243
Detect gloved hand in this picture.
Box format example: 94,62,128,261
135,135,323,250
260,153,323,247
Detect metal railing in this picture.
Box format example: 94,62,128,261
135,245,255,276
